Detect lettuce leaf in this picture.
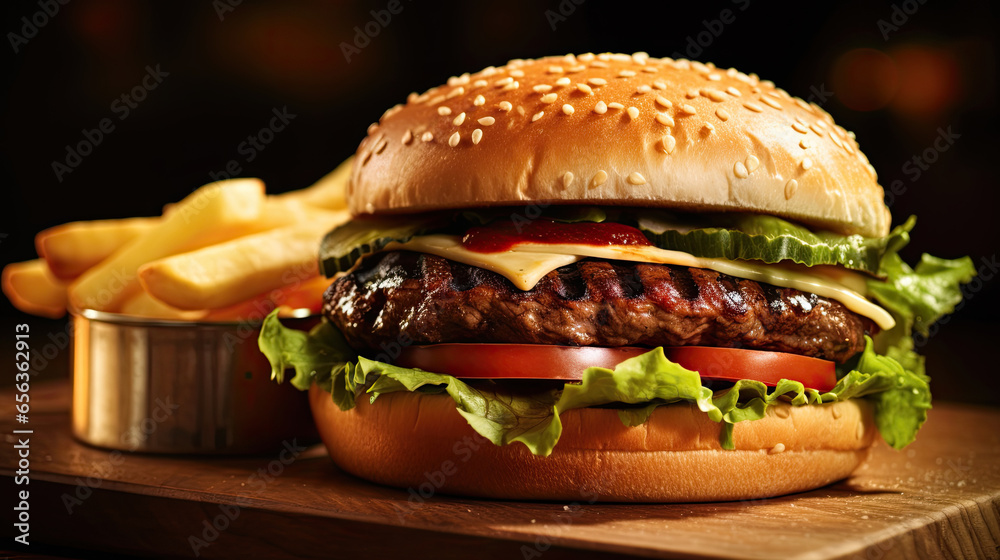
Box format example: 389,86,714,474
260,312,933,455
868,253,976,357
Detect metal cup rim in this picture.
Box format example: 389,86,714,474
70,306,317,328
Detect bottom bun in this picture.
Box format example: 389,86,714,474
309,386,876,502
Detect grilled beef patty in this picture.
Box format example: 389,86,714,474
324,251,875,363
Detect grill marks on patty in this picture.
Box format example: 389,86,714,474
325,251,875,363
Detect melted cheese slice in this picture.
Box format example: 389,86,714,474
390,235,895,330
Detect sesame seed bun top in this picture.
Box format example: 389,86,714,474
350,53,891,238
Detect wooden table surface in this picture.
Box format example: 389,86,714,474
2,380,998,559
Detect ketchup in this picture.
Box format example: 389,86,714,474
461,219,652,253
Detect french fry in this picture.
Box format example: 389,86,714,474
201,274,330,321
2,260,68,319
138,211,348,310
119,291,207,321
36,217,159,280
279,156,352,210
69,178,266,312
254,196,338,232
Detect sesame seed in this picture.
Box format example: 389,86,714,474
555,77,571,86
516,106,525,116
761,96,782,110
421,131,434,142
655,113,674,126
568,65,586,73
383,104,403,119
784,179,798,200
576,83,593,95
594,101,608,114
587,78,607,87
534,84,553,93
562,104,575,115
791,122,808,134
801,158,813,170
438,107,452,116
495,77,513,87
847,130,856,139
541,93,558,104
473,79,488,88
743,102,764,113
726,86,742,97
661,135,676,154
716,108,730,121
702,88,727,102
810,123,825,136
374,138,387,154
608,102,624,110
680,104,697,115
703,122,715,133
548,65,564,74
578,53,595,62
746,155,760,172
618,70,637,77
367,123,379,135
453,112,466,126
636,85,652,94
562,171,574,188
447,87,465,99
642,66,658,73
655,95,672,109
477,116,495,126
800,138,812,149
685,88,699,99
620,106,636,120
448,132,460,147
734,162,749,178
532,111,544,122
502,81,519,91
499,101,513,112
794,98,811,111
591,170,608,188
590,61,609,68
627,172,647,185
473,95,486,106
472,128,483,145
707,73,721,81
653,81,666,90
401,130,413,144
509,69,525,78
407,92,418,103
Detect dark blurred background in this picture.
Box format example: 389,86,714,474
1,0,997,404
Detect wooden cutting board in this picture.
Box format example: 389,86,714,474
2,380,998,559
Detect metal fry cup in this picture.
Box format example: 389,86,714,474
71,309,318,454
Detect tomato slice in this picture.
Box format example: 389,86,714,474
394,344,837,392
661,346,836,392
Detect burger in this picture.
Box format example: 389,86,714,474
259,53,974,502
